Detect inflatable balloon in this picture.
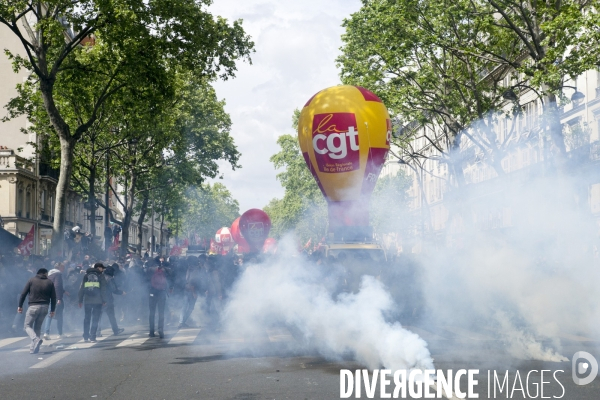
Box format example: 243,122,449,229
262,238,278,254
239,209,271,252
298,85,391,239
215,227,232,245
230,217,250,253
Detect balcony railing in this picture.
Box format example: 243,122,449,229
39,163,60,180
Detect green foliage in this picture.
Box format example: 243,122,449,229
180,183,240,241
265,117,327,244
338,0,600,176
0,0,254,244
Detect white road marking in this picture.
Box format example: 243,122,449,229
66,335,109,350
30,351,74,369
443,326,495,341
116,332,150,347
266,327,294,343
14,337,64,353
0,337,26,349
168,328,201,345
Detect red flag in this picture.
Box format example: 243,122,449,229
303,238,312,249
170,245,182,256
17,226,35,256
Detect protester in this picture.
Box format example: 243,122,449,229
97,265,125,336
178,257,205,329
78,262,107,342
43,262,66,339
18,268,56,354
147,258,173,338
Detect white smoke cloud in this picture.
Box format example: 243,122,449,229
222,236,435,372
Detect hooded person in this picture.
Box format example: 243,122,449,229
78,262,107,342
96,266,125,336
18,268,56,354
43,262,66,339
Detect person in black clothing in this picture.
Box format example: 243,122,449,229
78,263,107,342
147,259,173,338
18,268,56,354
97,266,125,336
43,262,66,339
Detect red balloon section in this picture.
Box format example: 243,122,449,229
262,237,277,254
239,209,271,252
230,217,250,253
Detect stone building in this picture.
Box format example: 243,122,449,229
381,69,600,252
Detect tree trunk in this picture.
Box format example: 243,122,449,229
542,92,567,170
52,137,75,256
39,77,74,256
136,193,149,255
120,171,137,256
88,165,97,239
159,213,165,255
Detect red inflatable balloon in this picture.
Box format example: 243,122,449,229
239,209,271,252
262,238,278,254
230,217,251,253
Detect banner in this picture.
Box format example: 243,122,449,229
17,226,35,256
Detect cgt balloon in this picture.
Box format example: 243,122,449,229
230,217,251,253
297,85,391,240
239,209,272,252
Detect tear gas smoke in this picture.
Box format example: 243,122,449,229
222,237,435,372
223,156,599,370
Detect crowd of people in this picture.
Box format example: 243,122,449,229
1,251,247,353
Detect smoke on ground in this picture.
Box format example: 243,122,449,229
222,237,434,371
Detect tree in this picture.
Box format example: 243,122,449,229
339,0,600,177
0,0,253,251
180,183,240,242
265,109,328,245
338,0,520,185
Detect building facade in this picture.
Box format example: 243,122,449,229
381,68,600,252
0,23,167,256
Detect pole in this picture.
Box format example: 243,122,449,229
151,197,155,255
105,152,110,256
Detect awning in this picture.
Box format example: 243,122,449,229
0,227,22,253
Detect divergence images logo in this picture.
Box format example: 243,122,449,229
572,351,598,386
312,113,360,173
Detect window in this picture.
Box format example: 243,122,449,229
26,191,31,219
17,187,24,217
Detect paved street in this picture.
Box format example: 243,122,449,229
0,323,597,400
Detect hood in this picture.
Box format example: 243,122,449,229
35,273,48,279
48,269,61,276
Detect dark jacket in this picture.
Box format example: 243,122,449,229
78,268,107,305
48,269,64,301
104,275,124,305
18,274,57,312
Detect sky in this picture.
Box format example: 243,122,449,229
208,0,362,213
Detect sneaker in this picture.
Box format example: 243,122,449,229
83,338,90,343
43,333,51,340
90,338,97,343
114,328,125,335
158,331,164,339
32,338,43,354
56,334,63,339
149,332,155,338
